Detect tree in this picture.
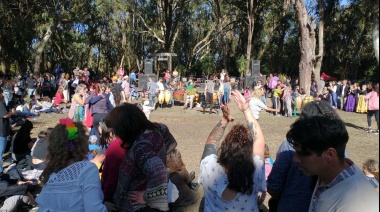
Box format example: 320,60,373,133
286,0,317,96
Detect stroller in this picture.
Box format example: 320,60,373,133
130,85,140,101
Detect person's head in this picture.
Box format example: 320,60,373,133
56,88,63,94
90,147,107,163
166,149,185,173
112,75,118,82
363,159,379,182
30,95,35,100
148,77,153,82
158,77,163,82
60,73,65,79
362,84,367,90
38,131,47,140
287,116,349,176
257,80,262,86
98,120,113,149
89,135,98,145
343,80,347,85
301,100,340,119
65,73,70,80
373,84,379,96
123,75,129,81
29,72,33,77
105,103,156,149
217,124,254,195
75,83,87,94
17,120,33,136
251,88,263,99
40,119,88,184
264,144,271,158
245,86,250,90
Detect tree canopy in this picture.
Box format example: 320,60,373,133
0,0,378,83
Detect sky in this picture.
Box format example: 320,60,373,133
341,0,349,5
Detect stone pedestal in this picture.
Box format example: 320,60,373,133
137,74,158,91
244,76,266,88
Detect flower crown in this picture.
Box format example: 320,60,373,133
59,118,78,150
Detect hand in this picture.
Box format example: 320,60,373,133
104,201,117,211
231,90,248,112
128,190,147,205
221,104,234,122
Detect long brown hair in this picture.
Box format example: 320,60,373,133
39,122,89,184
218,124,254,195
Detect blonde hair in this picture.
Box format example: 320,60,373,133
75,83,87,94
166,149,185,173
251,88,263,99
363,159,379,183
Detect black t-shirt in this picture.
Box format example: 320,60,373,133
12,133,32,154
32,139,48,160
112,83,123,94
0,102,10,137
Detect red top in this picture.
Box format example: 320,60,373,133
101,138,126,202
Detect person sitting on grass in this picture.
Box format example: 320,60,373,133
166,149,198,211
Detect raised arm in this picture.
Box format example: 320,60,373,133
231,90,265,159
200,104,234,161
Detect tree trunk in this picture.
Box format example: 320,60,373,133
373,10,379,65
246,0,255,74
34,25,54,75
314,0,325,95
294,0,315,96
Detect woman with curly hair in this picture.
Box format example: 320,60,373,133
36,118,115,211
199,90,266,211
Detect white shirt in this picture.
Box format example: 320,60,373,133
309,162,379,212
156,81,165,91
249,97,268,120
199,154,266,212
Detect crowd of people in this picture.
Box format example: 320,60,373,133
0,66,378,211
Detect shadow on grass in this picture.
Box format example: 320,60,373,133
345,122,367,131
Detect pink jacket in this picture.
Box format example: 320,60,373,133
365,91,379,110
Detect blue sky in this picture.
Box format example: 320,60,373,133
341,0,349,5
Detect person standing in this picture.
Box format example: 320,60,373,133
26,72,37,98
164,70,171,87
223,77,231,104
0,90,13,174
130,70,136,86
121,75,130,103
365,84,379,134
336,79,349,110
204,76,214,104
147,77,157,107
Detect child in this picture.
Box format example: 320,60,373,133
88,135,100,160
90,147,106,179
264,144,274,180
362,159,379,190
244,86,251,100
53,88,65,105
282,84,293,117
166,149,198,211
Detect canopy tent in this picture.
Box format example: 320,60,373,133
320,72,337,81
